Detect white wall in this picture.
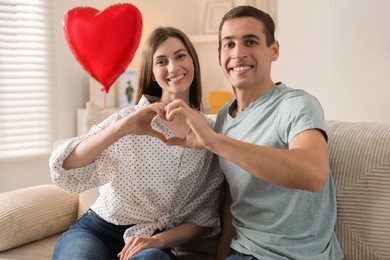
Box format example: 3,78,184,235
1,0,390,192
273,0,390,123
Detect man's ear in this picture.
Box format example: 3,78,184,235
271,40,280,61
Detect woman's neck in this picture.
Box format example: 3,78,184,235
160,92,190,106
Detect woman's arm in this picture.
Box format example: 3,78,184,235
118,222,208,260
63,103,166,170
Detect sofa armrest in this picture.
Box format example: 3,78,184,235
0,184,79,251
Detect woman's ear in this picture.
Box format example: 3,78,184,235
218,47,222,66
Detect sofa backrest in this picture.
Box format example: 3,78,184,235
81,102,390,259
326,120,390,260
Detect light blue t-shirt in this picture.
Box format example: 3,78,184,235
215,83,343,260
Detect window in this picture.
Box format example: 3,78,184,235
0,0,54,160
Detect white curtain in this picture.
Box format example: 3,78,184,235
0,0,54,160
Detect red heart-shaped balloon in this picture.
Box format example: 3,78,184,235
63,4,142,93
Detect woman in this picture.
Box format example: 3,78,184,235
50,27,224,260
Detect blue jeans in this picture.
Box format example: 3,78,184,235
53,209,176,260
129,248,176,260
225,248,258,260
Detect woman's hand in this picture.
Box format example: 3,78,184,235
117,236,165,260
117,102,167,142
117,222,206,259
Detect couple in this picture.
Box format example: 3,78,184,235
50,6,343,260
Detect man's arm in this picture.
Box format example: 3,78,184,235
163,99,329,192
210,128,329,192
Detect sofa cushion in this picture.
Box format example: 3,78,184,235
0,185,78,251
0,234,60,259
326,120,390,260
86,101,118,131
78,187,100,218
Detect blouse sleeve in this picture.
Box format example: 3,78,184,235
49,110,128,193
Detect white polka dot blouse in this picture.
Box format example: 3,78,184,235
49,96,225,242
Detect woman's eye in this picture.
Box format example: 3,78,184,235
176,53,187,60
155,59,167,65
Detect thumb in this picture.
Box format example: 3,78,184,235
148,129,168,143
165,136,186,147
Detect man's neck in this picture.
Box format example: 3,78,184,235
233,82,275,116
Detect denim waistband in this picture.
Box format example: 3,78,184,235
230,248,259,260
86,209,134,229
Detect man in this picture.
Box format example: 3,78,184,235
161,5,343,260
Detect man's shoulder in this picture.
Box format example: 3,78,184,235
275,83,313,99
274,85,320,111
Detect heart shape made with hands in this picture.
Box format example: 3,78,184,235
160,115,190,138
63,4,142,93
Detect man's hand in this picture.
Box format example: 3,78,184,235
162,99,216,149
117,236,164,260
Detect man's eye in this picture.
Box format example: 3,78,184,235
223,42,235,48
246,40,258,46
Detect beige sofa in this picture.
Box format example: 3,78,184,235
1,103,390,259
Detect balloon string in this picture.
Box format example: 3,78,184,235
104,92,107,109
